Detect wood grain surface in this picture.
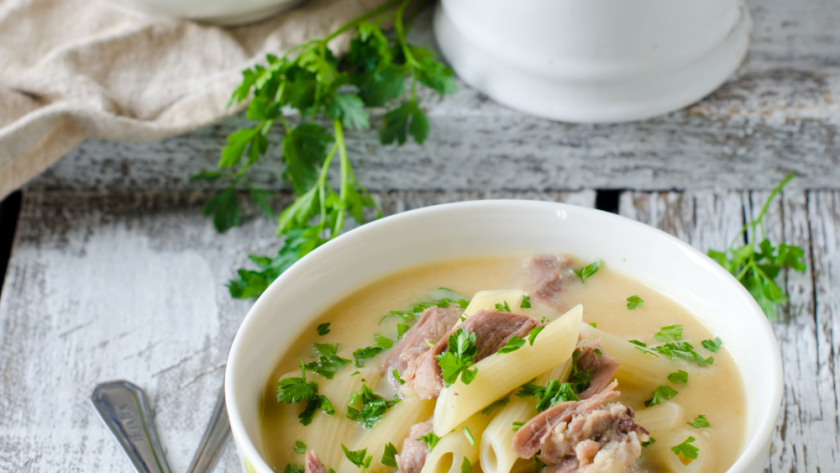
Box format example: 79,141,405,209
24,0,840,194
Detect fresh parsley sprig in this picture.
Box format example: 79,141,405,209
671,436,699,462
197,0,457,300
346,384,399,428
342,445,373,471
417,432,441,451
516,379,579,412
305,343,351,379
708,173,806,319
644,385,679,407
276,360,336,425
435,328,478,385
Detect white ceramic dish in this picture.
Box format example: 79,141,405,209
433,0,751,123
225,200,782,473
109,0,304,26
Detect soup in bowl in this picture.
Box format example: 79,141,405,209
225,200,782,473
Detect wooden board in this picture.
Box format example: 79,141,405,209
0,190,593,472
618,189,840,472
24,0,840,194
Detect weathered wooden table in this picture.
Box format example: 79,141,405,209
1,1,839,471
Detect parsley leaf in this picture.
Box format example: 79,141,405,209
380,100,428,145
572,260,602,284
374,334,393,349
317,323,331,336
342,445,372,470
397,323,411,339
298,394,335,426
688,414,713,429
277,360,318,404
393,369,406,385
498,336,526,354
463,427,476,445
481,397,510,415
708,174,806,319
202,185,241,233
626,295,644,310
380,292,470,324
520,295,532,309
417,432,441,451
294,441,306,454
645,385,679,407
671,436,699,461
654,325,683,342
528,326,545,346
653,341,714,367
461,457,472,473
512,422,525,432
568,350,591,393
305,344,351,379
346,384,399,428
641,438,656,448
380,443,398,468
495,301,511,312
667,370,689,385
702,337,723,353
353,346,384,368
628,339,659,357
284,464,305,473
435,328,479,385
517,379,579,412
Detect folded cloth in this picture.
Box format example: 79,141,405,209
0,0,389,199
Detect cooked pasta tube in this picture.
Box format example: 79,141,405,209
421,413,493,473
660,431,711,473
579,323,676,390
634,402,684,435
307,367,381,468
335,397,435,473
480,360,573,473
462,289,525,318
433,305,583,436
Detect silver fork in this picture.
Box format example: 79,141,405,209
91,380,231,473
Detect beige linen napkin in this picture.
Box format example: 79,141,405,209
0,0,389,200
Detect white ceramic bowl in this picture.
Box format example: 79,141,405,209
433,0,751,123
109,0,303,26
225,200,781,473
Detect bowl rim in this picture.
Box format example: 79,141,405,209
225,199,783,473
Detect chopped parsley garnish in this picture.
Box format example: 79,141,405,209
568,350,591,393
317,323,331,336
641,438,656,448
299,393,335,426
294,441,306,454
351,370,360,376
417,432,441,451
284,464,304,473
463,426,476,445
528,326,545,346
342,445,372,470
495,301,512,312
653,341,714,367
670,436,699,461
481,397,510,415
392,369,406,385
629,339,646,347
593,348,603,355
498,336,526,354
708,174,806,319
461,457,472,473
688,414,713,429
374,334,393,349
654,324,683,343
512,422,525,433
626,295,644,310
277,361,318,404
397,324,411,339
628,339,658,357
702,337,723,353
352,346,384,368
588,322,597,328
435,328,478,385
534,454,546,472
572,260,602,284
667,370,689,384
305,344,351,379
346,384,399,428
380,442,398,468
520,295,532,309
517,379,579,412
380,294,470,324
644,385,679,407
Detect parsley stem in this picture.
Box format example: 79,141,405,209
318,142,340,232
333,120,349,237
394,0,420,69
324,0,403,43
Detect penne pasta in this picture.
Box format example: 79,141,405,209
579,323,676,391
634,402,684,435
432,305,584,436
422,412,493,473
462,289,525,318
480,360,573,473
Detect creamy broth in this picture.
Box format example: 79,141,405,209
260,255,746,473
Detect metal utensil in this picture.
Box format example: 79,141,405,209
92,380,231,473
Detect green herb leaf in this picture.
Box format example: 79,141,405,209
701,337,723,353
652,341,714,367
481,397,510,415
353,346,385,368
512,422,525,433
202,185,241,233
572,260,602,284
494,301,512,313
346,384,398,428
626,295,644,310
654,325,683,342
380,100,428,146
374,334,393,349
528,326,545,346
667,370,689,385
305,344,350,379
498,336,526,354
462,426,476,445
393,369,406,385
435,328,478,385
461,457,472,473
380,442,398,468
277,360,318,404
520,295,532,309
670,436,699,461
294,441,306,454
641,438,656,448
568,350,591,393
645,385,679,407
417,432,441,451
317,323,331,336
517,379,579,412
342,445,372,469
688,414,713,429
284,464,305,473
397,324,411,339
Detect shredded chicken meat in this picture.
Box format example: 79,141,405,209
305,451,327,473
396,422,434,473
574,339,619,400
525,255,575,310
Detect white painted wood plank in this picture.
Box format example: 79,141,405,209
24,0,840,193
0,190,593,472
